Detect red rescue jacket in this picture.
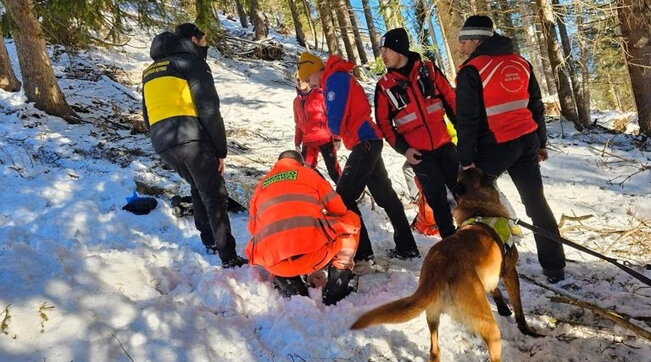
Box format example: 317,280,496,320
293,88,332,147
375,55,456,153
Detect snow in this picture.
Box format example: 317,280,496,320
1,17,650,362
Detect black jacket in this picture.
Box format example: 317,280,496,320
142,32,227,157
455,34,546,167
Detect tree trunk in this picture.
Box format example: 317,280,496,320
533,11,557,95
616,0,651,135
535,0,581,128
494,0,520,54
249,0,268,40
435,0,465,70
288,0,307,46
518,0,550,96
360,0,380,58
0,37,21,92
234,0,249,28
553,0,590,128
301,0,318,50
345,0,368,63
196,0,223,43
317,0,340,55
427,12,447,76
575,0,590,121
378,0,404,29
4,0,77,123
331,0,360,65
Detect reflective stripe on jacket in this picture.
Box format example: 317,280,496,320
245,158,358,267
462,54,538,143
375,58,456,153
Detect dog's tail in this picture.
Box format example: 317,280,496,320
350,255,443,330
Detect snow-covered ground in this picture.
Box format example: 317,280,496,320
1,18,650,362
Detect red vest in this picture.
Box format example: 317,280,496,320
293,88,332,147
463,54,538,143
375,60,454,151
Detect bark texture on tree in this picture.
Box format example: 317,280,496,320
4,0,77,122
435,0,465,70
317,0,340,55
331,0,360,65
249,0,268,40
536,0,580,128
235,0,249,28
288,0,307,46
0,37,21,92
616,0,651,135
346,0,368,63
360,0,380,58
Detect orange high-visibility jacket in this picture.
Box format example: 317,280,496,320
245,158,356,267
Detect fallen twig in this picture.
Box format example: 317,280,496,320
521,275,651,341
112,332,135,362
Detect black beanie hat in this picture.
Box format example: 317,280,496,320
381,28,410,56
175,23,205,39
459,15,494,41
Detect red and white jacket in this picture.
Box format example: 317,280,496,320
375,56,456,154
461,54,538,143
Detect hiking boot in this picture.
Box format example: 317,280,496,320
353,252,374,263
322,265,358,306
222,255,248,269
274,275,309,298
543,268,565,283
387,247,421,260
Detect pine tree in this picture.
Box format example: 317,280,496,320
0,36,20,92
288,0,307,46
250,0,268,40
346,0,368,63
234,0,249,28
331,0,360,65
360,0,380,58
616,0,651,135
317,0,340,55
4,0,78,123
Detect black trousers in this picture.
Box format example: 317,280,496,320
159,142,237,261
301,141,341,183
336,140,417,259
476,132,566,271
411,143,459,237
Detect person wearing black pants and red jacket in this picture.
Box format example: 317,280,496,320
455,16,566,282
375,28,460,240
142,23,247,268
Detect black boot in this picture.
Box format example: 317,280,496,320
322,265,358,306
274,276,309,298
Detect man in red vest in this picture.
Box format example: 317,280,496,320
245,150,360,305
375,28,459,239
297,52,419,262
455,15,566,282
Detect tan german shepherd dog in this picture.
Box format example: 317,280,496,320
351,168,540,362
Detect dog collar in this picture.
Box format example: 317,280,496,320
461,216,514,248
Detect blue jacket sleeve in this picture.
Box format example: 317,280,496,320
325,72,351,137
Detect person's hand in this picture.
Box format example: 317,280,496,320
295,144,302,153
405,148,422,165
538,148,548,162
218,158,225,177
462,163,476,170
333,139,342,151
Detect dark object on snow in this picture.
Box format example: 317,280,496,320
171,195,193,218
122,194,158,215
322,265,358,306
274,275,309,298
171,195,246,218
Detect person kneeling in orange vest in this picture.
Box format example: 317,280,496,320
245,150,361,305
